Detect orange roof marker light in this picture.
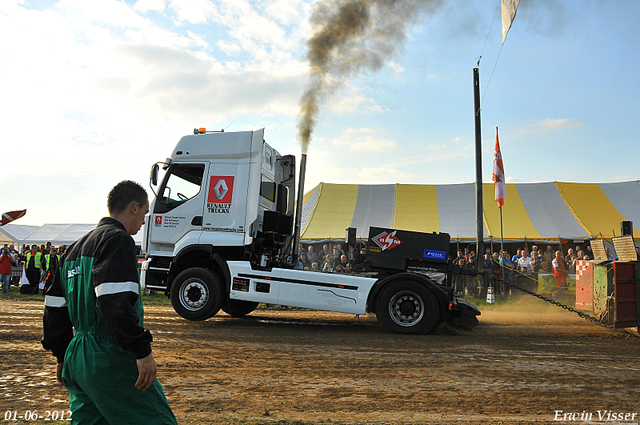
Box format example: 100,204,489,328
194,127,206,134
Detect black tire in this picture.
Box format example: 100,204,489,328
375,279,441,334
221,298,259,317
170,268,223,321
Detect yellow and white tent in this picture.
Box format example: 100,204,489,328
300,181,640,242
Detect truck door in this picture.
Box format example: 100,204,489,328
199,162,250,247
150,163,206,246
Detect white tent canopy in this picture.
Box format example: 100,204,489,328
0,223,143,246
0,224,39,246
23,224,99,246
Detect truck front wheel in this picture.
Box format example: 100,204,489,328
170,268,223,321
375,280,441,334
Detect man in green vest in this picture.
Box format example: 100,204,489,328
23,245,43,295
42,180,177,424
43,247,61,292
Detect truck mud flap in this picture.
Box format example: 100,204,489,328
450,297,481,327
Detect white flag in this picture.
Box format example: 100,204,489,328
501,0,520,44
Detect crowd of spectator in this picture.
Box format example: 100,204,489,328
292,241,604,298
290,241,618,281
450,243,605,296
456,243,598,276
0,242,65,295
290,243,369,273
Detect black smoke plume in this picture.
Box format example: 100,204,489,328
297,0,442,153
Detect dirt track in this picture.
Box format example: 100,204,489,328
2,297,640,424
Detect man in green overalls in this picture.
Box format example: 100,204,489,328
42,180,177,424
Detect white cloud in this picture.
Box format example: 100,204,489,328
350,138,398,152
357,167,409,182
133,0,168,13
186,30,210,50
344,127,375,134
260,0,307,26
167,0,220,25
534,118,582,131
0,0,310,201
323,85,391,116
58,0,150,29
392,140,474,167
217,40,241,55
367,98,390,113
330,130,398,152
506,176,522,183
388,60,405,73
326,86,367,113
516,118,584,137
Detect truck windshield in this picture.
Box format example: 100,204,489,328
154,164,204,213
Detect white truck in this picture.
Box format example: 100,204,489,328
141,128,480,334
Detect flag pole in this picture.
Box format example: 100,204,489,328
473,67,484,271
500,201,504,291
492,125,506,299
498,126,504,297
498,127,504,258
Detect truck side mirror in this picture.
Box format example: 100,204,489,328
150,164,159,186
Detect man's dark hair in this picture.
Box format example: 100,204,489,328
107,180,148,215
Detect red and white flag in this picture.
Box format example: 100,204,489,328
492,129,506,208
1,209,27,226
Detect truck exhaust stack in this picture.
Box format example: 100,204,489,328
291,153,307,263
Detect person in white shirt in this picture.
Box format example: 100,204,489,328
517,251,534,273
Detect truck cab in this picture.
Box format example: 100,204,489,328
142,129,295,317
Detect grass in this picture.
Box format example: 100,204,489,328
0,284,174,306
0,285,44,300
141,290,172,306
0,286,307,312
2,282,572,315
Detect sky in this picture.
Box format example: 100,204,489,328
1,0,639,226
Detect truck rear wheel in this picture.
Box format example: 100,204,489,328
222,298,259,317
170,268,223,321
375,280,441,334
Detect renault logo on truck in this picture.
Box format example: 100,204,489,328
207,176,235,213
213,179,229,200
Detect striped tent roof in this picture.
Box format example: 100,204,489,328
300,181,640,241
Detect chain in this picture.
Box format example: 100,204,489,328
490,276,614,328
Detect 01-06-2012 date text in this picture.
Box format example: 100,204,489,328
4,410,72,422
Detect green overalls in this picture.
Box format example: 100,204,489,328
43,218,177,425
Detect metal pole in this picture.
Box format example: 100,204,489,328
473,68,484,270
